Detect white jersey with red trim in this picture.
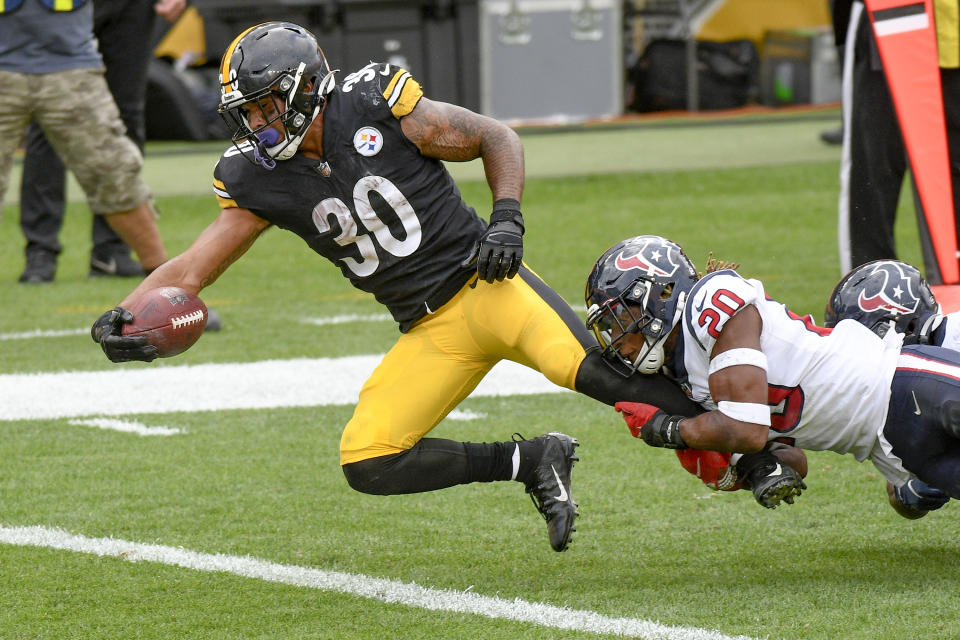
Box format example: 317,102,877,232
674,270,904,466
930,311,960,351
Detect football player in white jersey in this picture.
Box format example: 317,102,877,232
585,236,957,519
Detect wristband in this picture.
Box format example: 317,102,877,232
490,199,524,231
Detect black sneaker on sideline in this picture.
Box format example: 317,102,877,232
19,249,57,284
819,125,843,146
523,432,579,552
205,308,223,332
89,250,145,278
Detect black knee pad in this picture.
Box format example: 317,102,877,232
341,455,397,495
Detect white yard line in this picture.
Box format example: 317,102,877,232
447,409,487,421
299,313,393,326
67,418,182,436
0,356,570,421
0,525,762,640
0,328,88,340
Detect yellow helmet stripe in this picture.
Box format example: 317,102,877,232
219,24,261,86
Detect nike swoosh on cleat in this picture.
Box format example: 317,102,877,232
550,465,569,502
90,257,118,274
766,463,783,478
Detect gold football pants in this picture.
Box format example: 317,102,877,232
339,265,594,464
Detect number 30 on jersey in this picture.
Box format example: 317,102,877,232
311,175,422,277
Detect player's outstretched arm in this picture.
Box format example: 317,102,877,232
121,206,270,306
91,207,269,362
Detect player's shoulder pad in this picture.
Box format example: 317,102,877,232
683,269,760,351
212,143,258,210
339,62,423,118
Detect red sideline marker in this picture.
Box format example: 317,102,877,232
866,0,959,284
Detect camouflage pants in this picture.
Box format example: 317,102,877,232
0,67,151,217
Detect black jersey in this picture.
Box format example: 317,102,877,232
212,63,486,332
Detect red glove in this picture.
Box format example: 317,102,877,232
615,401,687,448
614,401,662,438
676,449,744,491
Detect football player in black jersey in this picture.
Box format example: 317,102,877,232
91,22,699,552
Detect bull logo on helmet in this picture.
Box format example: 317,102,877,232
613,237,680,278
856,261,920,315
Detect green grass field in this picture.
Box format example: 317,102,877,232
2,110,958,640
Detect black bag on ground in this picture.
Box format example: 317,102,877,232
628,39,759,112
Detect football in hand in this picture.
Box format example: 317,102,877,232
121,286,207,357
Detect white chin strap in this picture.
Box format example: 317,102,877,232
633,337,666,374
266,110,317,161
633,291,686,375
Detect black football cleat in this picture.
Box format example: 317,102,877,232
524,432,579,552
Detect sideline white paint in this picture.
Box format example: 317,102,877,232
0,525,762,640
447,409,486,421
68,418,183,436
300,313,393,326
0,356,569,421
0,328,88,340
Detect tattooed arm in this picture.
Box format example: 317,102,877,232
118,207,270,307
400,96,524,202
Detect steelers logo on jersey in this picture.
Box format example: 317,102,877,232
353,126,383,157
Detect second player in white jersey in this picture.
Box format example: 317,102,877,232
586,235,957,518
678,269,906,483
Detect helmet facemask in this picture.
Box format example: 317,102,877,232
586,276,686,377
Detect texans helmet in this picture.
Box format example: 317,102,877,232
218,22,336,166
823,259,940,338
585,235,698,376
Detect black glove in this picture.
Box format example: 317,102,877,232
736,450,806,509
615,402,688,449
91,307,158,363
894,478,950,511
461,199,524,283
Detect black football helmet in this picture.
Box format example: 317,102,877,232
824,259,940,339
218,22,336,167
585,235,698,376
